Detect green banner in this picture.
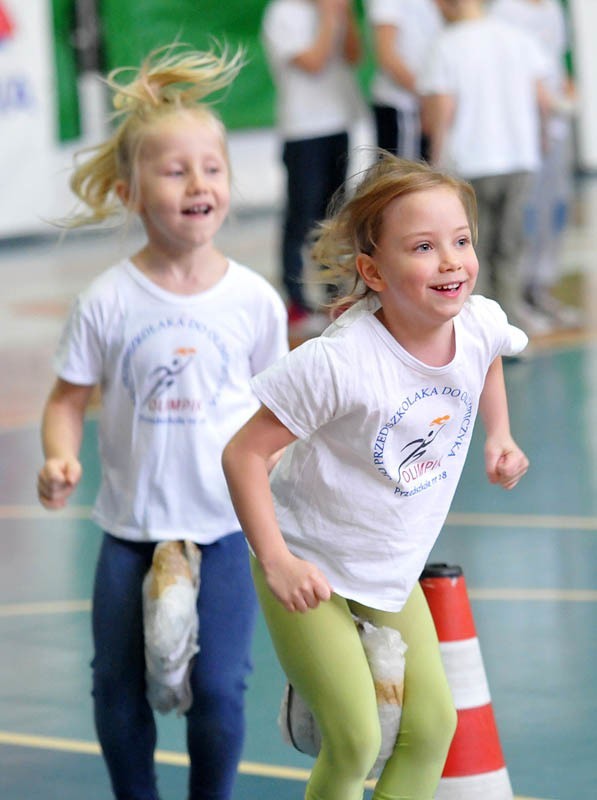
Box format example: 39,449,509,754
52,0,275,140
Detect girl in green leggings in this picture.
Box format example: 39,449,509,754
223,154,529,799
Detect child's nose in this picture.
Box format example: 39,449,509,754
439,248,461,271
187,170,205,193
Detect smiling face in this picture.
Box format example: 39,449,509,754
357,186,479,335
121,109,230,256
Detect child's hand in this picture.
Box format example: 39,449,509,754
37,458,82,509
264,552,332,613
484,438,529,490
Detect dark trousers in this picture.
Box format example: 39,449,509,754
372,104,430,162
91,531,257,800
281,131,349,309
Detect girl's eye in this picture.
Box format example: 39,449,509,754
416,242,432,252
457,236,470,247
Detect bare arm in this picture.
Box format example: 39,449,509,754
37,378,95,509
536,76,557,118
421,93,455,166
222,405,332,612
292,0,350,73
373,25,416,93
343,5,362,65
479,357,529,490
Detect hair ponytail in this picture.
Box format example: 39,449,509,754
60,42,244,229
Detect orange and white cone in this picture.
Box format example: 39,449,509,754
420,563,514,800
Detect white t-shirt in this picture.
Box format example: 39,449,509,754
55,259,288,544
491,0,571,140
262,0,363,140
366,0,443,112
251,295,527,612
418,17,550,178
491,0,568,86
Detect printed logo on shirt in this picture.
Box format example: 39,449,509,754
121,315,230,425
372,384,474,497
143,347,198,408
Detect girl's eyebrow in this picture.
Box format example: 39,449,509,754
402,224,471,239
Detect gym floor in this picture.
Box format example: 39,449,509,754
1,161,596,800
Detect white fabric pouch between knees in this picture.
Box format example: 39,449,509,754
278,619,407,779
142,540,201,715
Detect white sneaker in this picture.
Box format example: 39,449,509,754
511,302,556,337
529,291,584,329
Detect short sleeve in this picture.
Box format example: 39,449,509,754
469,295,529,358
262,1,314,63
251,337,340,439
366,0,403,27
249,289,289,375
417,40,453,95
502,324,528,357
53,295,104,385
524,29,553,80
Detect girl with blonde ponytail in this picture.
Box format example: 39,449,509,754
65,43,243,227
38,43,288,800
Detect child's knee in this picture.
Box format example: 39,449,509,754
324,713,382,779
410,690,457,758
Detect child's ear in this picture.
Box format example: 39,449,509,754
115,179,136,210
356,253,386,292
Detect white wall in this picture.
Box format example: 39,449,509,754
0,0,62,237
569,0,597,171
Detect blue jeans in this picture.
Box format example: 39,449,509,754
91,532,257,800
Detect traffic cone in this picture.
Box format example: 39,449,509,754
420,563,514,800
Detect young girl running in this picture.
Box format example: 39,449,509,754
222,153,529,799
36,45,288,800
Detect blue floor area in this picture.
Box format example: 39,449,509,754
1,346,597,799
0,745,314,800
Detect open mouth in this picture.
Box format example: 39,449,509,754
183,204,212,216
432,282,462,292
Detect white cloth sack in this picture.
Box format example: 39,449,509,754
142,540,201,715
278,618,407,778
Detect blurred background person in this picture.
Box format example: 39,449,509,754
262,0,364,337
365,0,443,161
419,0,553,335
491,0,580,330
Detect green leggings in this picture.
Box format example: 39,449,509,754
252,559,457,800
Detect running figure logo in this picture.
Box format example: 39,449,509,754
397,416,450,482
143,347,197,406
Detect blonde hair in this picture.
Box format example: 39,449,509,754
64,42,244,228
312,151,478,310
